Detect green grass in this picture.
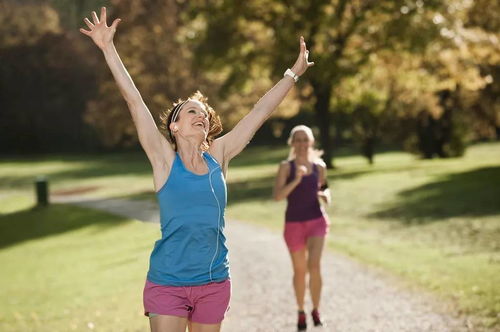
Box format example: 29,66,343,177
0,142,499,329
0,152,154,200
225,142,500,329
0,198,158,331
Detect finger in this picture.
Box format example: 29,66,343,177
92,11,99,24
300,36,306,53
79,28,91,36
110,18,121,30
100,7,106,25
84,17,94,29
305,50,314,66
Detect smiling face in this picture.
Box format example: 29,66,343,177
291,130,314,155
162,91,223,151
170,99,210,141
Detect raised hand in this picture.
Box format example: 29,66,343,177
79,7,121,50
290,36,315,77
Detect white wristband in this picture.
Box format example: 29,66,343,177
284,68,299,82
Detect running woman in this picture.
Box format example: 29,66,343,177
80,7,314,332
273,125,330,331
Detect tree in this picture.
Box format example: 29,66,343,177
188,0,447,167
0,1,99,153
81,0,204,147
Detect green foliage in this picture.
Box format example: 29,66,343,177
0,0,497,156
0,1,60,48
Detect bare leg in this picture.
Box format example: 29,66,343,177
190,322,222,332
307,236,326,310
289,247,308,311
149,315,188,332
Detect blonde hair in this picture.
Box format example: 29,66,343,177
287,125,325,166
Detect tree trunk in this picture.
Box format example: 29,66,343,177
362,137,375,165
416,111,437,159
311,81,333,168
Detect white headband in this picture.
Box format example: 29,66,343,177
171,100,189,123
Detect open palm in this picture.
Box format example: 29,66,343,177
291,36,315,77
80,7,121,50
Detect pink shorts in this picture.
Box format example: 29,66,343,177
143,279,231,324
284,215,330,252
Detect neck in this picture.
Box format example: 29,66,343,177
176,138,204,165
294,150,310,163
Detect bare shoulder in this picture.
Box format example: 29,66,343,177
279,160,291,168
278,160,291,174
315,159,327,171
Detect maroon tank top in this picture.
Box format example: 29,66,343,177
285,160,324,222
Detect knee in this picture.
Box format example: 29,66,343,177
308,263,321,274
293,266,307,278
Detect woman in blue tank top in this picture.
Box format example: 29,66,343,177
273,125,331,331
80,7,314,332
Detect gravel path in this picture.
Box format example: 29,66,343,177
55,196,470,332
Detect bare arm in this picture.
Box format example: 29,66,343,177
317,163,331,205
273,161,306,201
80,8,174,171
214,37,314,164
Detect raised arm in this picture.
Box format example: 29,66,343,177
80,7,174,170
214,37,314,164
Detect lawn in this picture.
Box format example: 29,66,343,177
226,142,500,329
0,142,499,330
0,198,156,331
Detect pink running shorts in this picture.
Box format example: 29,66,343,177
284,215,330,252
143,279,231,324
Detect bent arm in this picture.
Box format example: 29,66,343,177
273,162,301,201
317,164,331,205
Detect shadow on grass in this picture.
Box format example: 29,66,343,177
370,166,500,223
227,175,275,205
0,204,128,249
0,152,151,190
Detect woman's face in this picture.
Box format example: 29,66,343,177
170,100,210,141
292,130,313,154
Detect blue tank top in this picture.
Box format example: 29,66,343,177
147,152,230,286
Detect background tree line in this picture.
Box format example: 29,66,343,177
0,0,498,166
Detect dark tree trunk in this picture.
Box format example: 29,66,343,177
436,90,453,158
416,111,437,159
311,80,333,168
362,137,375,165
